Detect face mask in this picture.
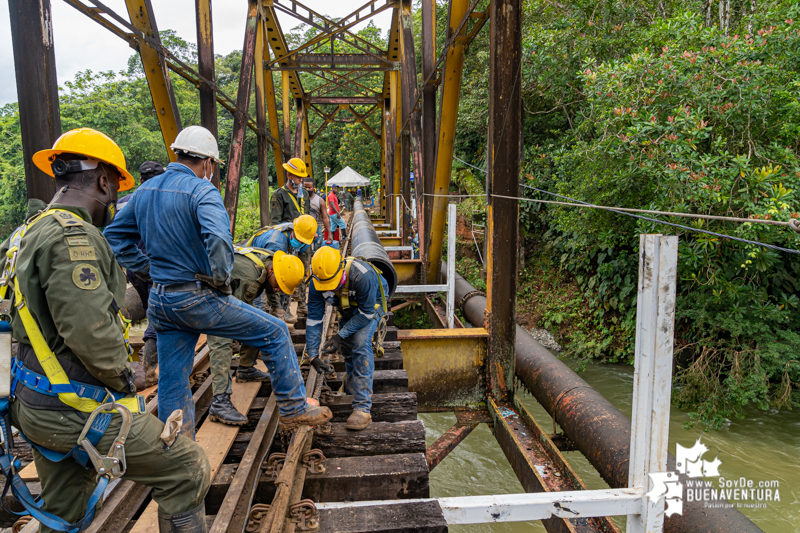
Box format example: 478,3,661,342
203,160,214,182
290,237,308,252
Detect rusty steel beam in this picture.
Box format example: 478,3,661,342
254,16,271,227
426,0,470,283
380,102,388,218
398,0,425,254
294,98,306,160
448,270,763,533
223,0,259,233
382,9,401,99
125,0,182,162
309,96,381,105
426,423,475,472
282,71,292,158
195,0,220,188
484,0,521,402
490,399,620,533
420,0,436,231
266,0,397,68
8,0,60,202
294,53,385,65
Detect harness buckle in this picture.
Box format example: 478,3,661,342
77,400,132,481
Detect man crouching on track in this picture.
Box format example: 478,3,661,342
0,128,210,532
306,247,389,430
206,249,305,425
104,125,332,441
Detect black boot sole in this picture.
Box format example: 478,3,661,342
235,376,270,383
209,414,247,426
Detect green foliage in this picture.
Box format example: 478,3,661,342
392,301,435,330
337,122,382,176
0,104,26,240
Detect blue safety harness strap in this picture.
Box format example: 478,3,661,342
0,413,108,532
10,358,127,405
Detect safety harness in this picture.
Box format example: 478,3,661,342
338,258,389,359
234,246,274,285
0,208,143,532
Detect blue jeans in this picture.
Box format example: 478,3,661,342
340,315,381,412
147,287,308,438
329,214,346,232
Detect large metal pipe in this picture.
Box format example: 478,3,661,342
351,201,398,296
447,268,762,533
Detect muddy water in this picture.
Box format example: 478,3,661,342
419,360,800,533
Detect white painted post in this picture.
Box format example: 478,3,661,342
627,235,678,533
396,196,401,237
446,204,456,328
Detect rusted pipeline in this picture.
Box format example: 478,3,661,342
447,268,763,533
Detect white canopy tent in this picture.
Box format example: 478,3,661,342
326,166,370,187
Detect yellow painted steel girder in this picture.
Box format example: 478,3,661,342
392,259,421,284
125,0,181,162
399,328,488,409
390,69,401,218
380,101,388,217
426,0,471,283
259,2,303,99
255,16,286,191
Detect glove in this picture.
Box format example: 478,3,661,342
195,273,232,295
310,356,334,375
130,361,147,391
321,333,343,354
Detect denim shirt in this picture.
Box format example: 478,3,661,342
104,163,234,286
250,224,308,255
306,259,388,359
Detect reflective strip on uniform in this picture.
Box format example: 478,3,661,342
306,318,323,326
352,261,368,274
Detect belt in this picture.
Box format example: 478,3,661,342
152,281,204,294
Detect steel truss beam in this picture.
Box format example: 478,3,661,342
65,0,282,149
266,0,398,68
223,0,259,232
486,0,522,402
124,0,182,162
8,0,60,202
195,0,220,188
426,0,471,282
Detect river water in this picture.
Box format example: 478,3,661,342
419,359,800,533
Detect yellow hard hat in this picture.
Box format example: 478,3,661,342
311,246,344,291
282,157,309,178
32,128,135,191
272,251,305,295
293,215,317,245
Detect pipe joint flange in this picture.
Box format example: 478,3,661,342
458,289,486,314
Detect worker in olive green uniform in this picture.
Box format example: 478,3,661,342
270,157,312,320
0,129,210,532
206,249,305,425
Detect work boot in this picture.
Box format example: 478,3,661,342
158,503,207,533
346,410,371,431
296,300,308,317
209,393,247,426
278,405,333,430
284,308,298,325
142,338,158,387
236,365,270,382
271,307,286,320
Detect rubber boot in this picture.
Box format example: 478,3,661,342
142,338,158,387
236,365,270,382
158,503,207,533
278,405,333,430
346,410,371,431
209,393,247,426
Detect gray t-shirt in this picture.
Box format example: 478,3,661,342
309,193,325,231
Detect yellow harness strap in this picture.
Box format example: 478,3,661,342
1,209,143,414
337,257,387,315
234,246,274,284
285,186,304,215
244,226,275,247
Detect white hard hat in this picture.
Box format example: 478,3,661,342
170,125,224,164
